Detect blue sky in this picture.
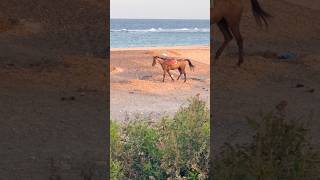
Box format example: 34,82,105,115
111,0,209,19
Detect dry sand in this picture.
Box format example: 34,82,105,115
0,0,107,179
110,46,210,121
212,0,320,149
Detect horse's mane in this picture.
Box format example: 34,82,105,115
154,55,179,61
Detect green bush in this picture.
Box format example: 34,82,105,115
110,97,210,179
159,97,210,179
111,98,320,179
213,110,320,180
110,121,124,180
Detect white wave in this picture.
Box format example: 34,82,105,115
110,27,209,33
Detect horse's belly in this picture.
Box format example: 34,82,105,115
169,64,180,70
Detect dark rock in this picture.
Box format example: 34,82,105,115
307,89,315,93
278,52,297,60
295,84,304,88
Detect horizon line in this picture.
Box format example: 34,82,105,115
110,18,209,20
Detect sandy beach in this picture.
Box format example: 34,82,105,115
0,0,107,179
212,0,320,148
110,46,210,121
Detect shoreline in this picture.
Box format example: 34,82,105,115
110,45,209,52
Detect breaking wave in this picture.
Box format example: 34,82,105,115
110,28,209,33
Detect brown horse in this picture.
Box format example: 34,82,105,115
152,56,195,82
211,0,271,66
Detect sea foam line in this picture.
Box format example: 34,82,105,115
110,28,209,33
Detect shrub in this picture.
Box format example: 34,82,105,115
111,98,320,179
110,121,124,180
158,97,210,179
122,120,164,179
213,109,320,180
110,96,210,179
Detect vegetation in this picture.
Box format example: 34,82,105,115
213,109,320,180
110,97,210,179
111,97,320,180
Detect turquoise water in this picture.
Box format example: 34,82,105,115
110,19,209,48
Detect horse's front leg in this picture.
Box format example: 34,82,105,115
184,72,187,83
230,25,244,66
167,70,174,81
162,71,166,82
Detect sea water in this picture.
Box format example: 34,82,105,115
110,19,209,48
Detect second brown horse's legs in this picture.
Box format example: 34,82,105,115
184,72,187,83
230,24,244,66
215,19,233,60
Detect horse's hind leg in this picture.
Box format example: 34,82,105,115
167,70,174,81
215,18,233,60
230,24,244,66
177,68,182,80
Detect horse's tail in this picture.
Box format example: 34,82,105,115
251,0,271,27
185,59,195,71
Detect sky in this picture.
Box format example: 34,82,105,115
110,0,209,19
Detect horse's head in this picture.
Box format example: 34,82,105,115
152,56,158,67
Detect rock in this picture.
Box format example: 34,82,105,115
61,96,76,101
278,52,297,60
140,75,152,80
295,83,304,88
190,77,206,82
307,89,315,93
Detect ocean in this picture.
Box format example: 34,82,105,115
110,19,210,48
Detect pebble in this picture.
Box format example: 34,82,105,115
295,84,304,88
278,52,297,60
308,89,315,93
